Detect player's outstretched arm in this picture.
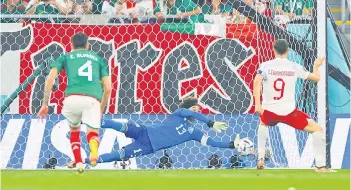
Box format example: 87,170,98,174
306,56,325,82
38,56,65,118
100,76,111,114
176,109,228,133
177,108,210,123
191,129,238,149
99,56,112,115
43,68,58,106
37,68,59,118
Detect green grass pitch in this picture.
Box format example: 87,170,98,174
2,169,350,190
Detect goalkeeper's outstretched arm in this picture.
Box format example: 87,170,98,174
191,129,237,149
175,108,211,123
174,109,228,133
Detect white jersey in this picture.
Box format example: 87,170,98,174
258,58,310,115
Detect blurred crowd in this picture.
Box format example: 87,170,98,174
0,0,314,24
0,0,92,23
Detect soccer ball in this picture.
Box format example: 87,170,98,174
237,138,254,156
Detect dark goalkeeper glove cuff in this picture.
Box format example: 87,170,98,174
229,141,236,149
207,120,215,128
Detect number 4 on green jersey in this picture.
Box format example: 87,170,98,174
50,50,109,101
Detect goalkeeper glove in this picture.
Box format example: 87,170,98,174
229,134,241,149
208,121,228,133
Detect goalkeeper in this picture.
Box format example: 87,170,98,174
69,97,239,166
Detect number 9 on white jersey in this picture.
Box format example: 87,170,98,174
258,58,310,116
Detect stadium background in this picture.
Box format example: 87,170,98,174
0,0,350,170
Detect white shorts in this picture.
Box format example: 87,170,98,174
62,95,101,129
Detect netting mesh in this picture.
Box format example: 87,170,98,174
1,0,320,169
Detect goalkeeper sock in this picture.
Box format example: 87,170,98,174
70,131,82,163
85,149,125,164
258,124,268,160
312,131,326,167
101,119,128,133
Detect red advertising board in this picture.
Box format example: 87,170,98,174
19,23,274,114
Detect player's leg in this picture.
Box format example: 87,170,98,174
304,119,329,172
85,141,154,164
81,97,101,167
68,125,84,173
257,110,279,169
285,109,329,172
257,122,268,169
101,119,143,139
62,97,84,173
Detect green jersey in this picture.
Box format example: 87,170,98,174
274,0,313,16
50,50,109,101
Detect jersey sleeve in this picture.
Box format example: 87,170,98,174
191,129,230,148
99,58,109,79
295,64,310,80
173,108,211,124
257,63,267,80
191,129,211,146
50,55,65,73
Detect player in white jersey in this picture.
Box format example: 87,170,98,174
253,39,331,172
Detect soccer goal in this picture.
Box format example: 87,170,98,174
0,0,327,170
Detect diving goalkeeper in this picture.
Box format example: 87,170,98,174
68,97,240,167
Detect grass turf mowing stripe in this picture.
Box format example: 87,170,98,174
1,170,350,190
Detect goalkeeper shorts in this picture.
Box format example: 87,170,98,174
122,121,154,158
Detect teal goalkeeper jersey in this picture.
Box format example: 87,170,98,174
147,108,211,151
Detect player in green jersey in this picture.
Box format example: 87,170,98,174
38,32,111,173
274,0,313,18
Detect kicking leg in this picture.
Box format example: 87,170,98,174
82,98,102,167
86,127,99,167
66,124,95,171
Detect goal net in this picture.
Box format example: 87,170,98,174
0,0,326,169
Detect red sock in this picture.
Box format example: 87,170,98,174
70,131,82,163
87,132,99,144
